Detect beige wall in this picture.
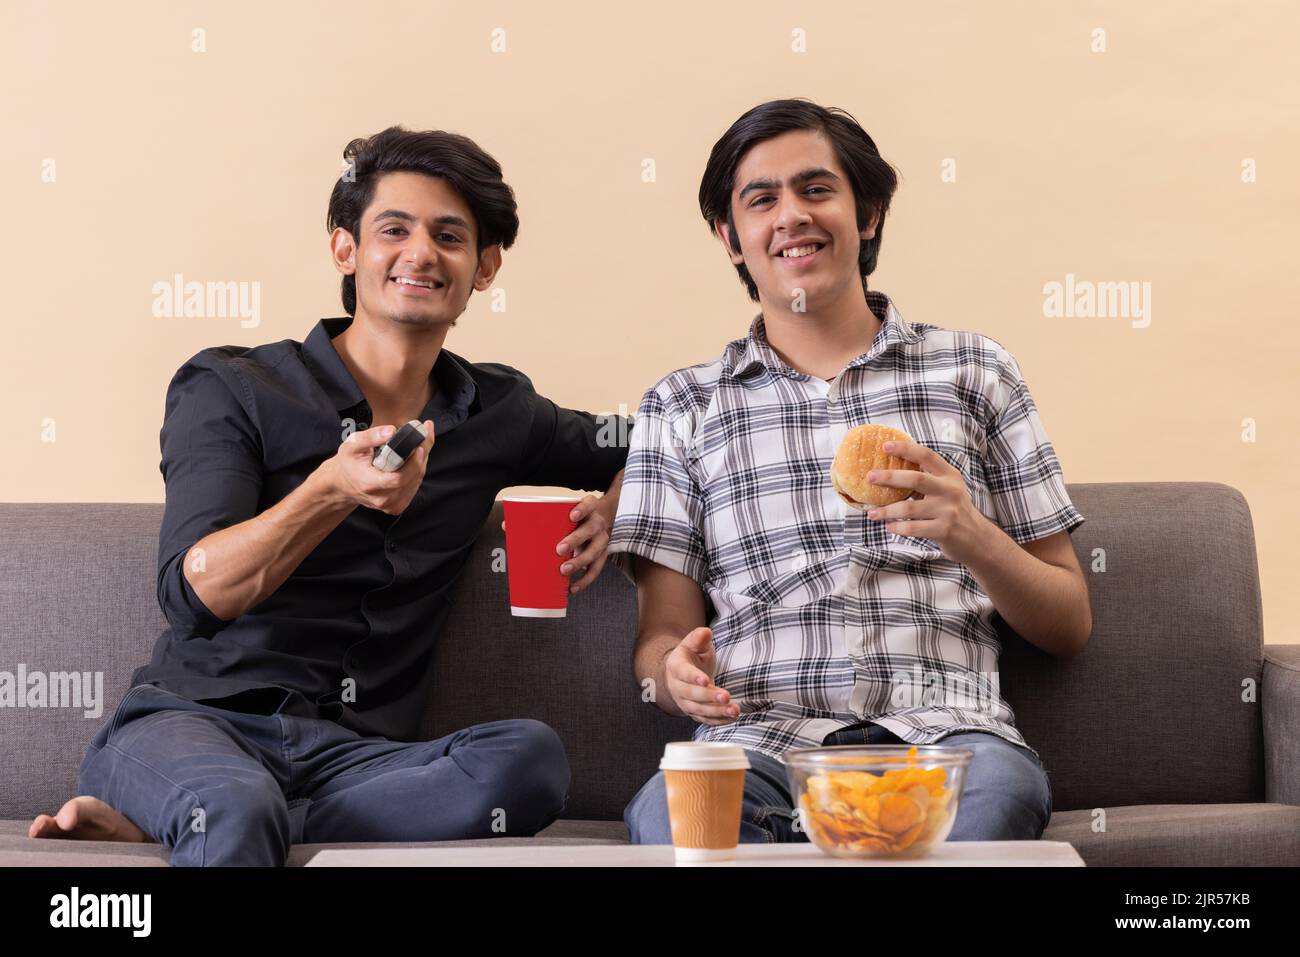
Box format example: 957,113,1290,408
3,1,1296,643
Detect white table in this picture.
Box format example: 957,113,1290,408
306,841,1084,867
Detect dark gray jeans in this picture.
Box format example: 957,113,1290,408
78,683,570,866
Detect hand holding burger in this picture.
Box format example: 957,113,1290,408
830,424,921,509
830,424,990,564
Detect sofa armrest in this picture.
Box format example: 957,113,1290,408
1263,644,1300,804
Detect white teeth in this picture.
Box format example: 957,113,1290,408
780,244,822,258
394,277,436,288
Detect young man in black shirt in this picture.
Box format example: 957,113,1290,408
28,127,629,865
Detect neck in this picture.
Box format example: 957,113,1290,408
757,281,882,380
332,308,448,417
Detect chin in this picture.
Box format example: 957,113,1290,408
389,311,444,326
761,285,827,311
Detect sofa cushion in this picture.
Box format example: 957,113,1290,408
0,817,629,867
999,482,1265,812
1043,803,1300,866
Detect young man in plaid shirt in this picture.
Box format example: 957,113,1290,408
608,99,1091,844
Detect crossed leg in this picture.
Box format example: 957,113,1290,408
295,718,571,843
63,699,295,866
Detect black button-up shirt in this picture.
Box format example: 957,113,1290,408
133,316,630,741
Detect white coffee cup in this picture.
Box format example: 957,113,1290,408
659,742,751,863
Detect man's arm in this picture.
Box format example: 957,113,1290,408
960,526,1092,657
631,556,739,724
864,437,1091,658
510,370,632,592
969,348,1091,655
181,461,352,623
512,370,630,493
156,358,439,632
181,422,435,623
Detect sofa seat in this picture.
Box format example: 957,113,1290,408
0,818,631,867
1041,804,1300,866
8,805,1299,866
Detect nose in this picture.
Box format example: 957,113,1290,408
772,192,813,239
402,227,438,268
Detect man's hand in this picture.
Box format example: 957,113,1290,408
664,627,739,726
555,468,624,594
326,420,435,515
862,439,991,564
867,440,1091,656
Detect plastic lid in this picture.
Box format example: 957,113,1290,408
659,742,752,772
500,495,584,503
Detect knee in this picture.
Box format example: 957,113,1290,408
513,718,568,764
996,749,1052,823
512,718,570,800
479,719,570,835
955,741,1051,839
624,773,671,845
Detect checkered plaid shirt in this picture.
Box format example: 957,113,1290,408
607,290,1085,761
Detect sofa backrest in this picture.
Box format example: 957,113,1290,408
0,482,1264,823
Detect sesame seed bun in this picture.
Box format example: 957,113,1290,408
830,424,921,509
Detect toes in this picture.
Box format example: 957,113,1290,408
54,803,80,833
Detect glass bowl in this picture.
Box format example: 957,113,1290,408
781,745,973,859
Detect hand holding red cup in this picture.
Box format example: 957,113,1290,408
501,496,583,617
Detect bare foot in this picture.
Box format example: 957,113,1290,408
28,796,148,842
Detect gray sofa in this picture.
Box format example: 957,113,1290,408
2,482,1297,866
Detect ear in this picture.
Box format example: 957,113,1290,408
472,244,503,291
860,204,881,243
330,227,357,276
713,219,745,266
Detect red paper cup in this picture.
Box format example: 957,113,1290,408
501,496,582,618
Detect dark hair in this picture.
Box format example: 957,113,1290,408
326,126,519,316
698,98,900,302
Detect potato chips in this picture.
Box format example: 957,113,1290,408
798,747,955,857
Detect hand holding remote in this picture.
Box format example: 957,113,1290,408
325,419,435,515
372,420,430,472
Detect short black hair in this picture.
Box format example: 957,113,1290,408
326,126,519,316
698,98,900,302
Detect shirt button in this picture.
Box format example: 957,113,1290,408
386,540,397,554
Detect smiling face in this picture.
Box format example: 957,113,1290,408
717,128,879,316
330,170,501,331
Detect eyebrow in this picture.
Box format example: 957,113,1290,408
736,166,841,202
370,209,472,231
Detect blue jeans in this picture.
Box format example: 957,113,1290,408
78,684,571,866
625,722,1053,844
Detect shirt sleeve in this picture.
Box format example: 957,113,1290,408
155,357,265,636
982,348,1085,544
606,383,709,586
514,371,631,491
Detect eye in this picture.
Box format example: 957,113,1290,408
438,233,462,243
382,227,406,236
750,186,828,208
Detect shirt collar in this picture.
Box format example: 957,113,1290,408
732,290,923,380
302,316,479,419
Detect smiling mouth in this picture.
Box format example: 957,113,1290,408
776,242,825,260
390,277,446,290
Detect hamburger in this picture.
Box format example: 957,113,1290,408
830,424,921,509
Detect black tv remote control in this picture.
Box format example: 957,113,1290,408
371,420,428,472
